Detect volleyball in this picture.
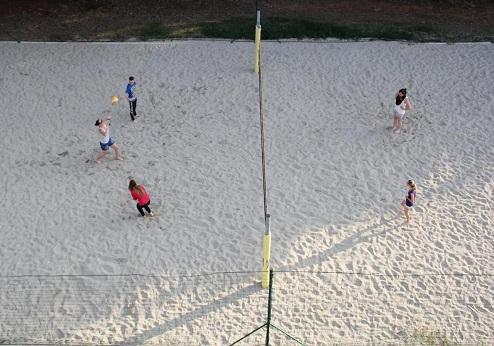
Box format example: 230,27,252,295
111,96,119,105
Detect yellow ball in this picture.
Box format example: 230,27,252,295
111,96,119,105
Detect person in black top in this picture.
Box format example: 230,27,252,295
401,179,417,223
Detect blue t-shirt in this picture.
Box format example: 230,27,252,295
126,83,137,101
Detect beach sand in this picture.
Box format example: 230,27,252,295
0,40,493,344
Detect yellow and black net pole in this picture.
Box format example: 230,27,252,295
262,215,271,288
259,58,271,288
254,8,261,74
255,4,271,289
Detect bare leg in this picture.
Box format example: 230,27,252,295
400,201,408,223
393,116,401,133
404,208,410,223
96,150,109,163
111,144,123,160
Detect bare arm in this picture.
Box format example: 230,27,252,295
98,119,110,135
98,126,108,136
404,97,412,110
100,116,112,128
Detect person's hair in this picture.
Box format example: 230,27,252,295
129,76,134,81
128,179,137,190
396,88,407,105
407,179,416,191
94,119,102,126
396,94,405,105
128,179,143,196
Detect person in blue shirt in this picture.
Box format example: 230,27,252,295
126,76,137,121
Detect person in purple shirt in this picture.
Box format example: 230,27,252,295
401,180,417,223
126,76,137,121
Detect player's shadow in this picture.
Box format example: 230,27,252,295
117,282,263,345
281,217,399,271
118,218,398,345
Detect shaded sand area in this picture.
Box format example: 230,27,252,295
0,41,493,344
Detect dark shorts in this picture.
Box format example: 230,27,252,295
100,137,114,151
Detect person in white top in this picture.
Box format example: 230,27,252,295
95,115,123,163
392,88,412,133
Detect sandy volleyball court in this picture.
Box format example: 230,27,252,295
0,41,493,344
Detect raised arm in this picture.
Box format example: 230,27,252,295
99,116,111,128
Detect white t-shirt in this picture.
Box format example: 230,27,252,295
393,99,407,116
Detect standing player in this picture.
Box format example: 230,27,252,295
95,116,123,163
400,180,417,223
392,88,412,133
128,179,154,217
126,76,137,121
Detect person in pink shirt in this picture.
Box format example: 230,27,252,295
128,179,154,217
